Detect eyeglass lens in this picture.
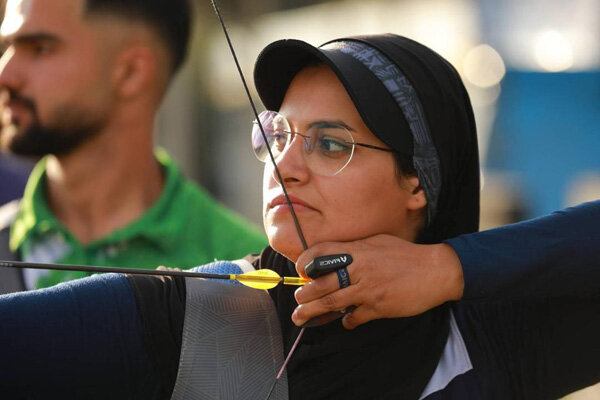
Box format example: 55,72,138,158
252,111,355,176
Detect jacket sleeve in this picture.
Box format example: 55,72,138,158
446,200,600,301
0,273,163,399
446,201,600,398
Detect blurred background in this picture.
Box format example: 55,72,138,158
1,0,599,396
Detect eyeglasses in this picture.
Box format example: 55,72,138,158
251,110,396,176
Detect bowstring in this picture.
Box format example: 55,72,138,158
209,0,308,251
208,1,309,399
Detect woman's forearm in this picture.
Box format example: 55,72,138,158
0,273,160,399
447,200,600,301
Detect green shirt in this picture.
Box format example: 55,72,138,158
10,150,267,289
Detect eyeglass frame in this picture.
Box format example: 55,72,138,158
252,110,398,176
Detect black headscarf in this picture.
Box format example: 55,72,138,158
355,35,480,243
253,34,480,400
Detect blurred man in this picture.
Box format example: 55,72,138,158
0,0,266,292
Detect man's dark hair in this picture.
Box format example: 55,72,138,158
84,0,192,74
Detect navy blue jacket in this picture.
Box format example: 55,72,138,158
428,200,600,399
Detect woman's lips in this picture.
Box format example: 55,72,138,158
268,195,317,213
270,203,313,214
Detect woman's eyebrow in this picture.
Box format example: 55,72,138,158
307,120,356,132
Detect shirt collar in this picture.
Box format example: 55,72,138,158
10,149,184,253
10,157,56,251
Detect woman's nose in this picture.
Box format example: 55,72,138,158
270,134,310,185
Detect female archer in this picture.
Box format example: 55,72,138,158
0,34,598,399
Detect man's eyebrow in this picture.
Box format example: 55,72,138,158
307,120,356,132
2,32,60,45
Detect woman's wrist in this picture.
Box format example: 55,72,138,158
431,243,464,302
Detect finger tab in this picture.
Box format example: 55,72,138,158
305,254,353,279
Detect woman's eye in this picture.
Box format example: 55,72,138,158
317,135,352,156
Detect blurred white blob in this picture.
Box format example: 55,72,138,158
534,30,574,72
1,0,30,37
463,44,506,88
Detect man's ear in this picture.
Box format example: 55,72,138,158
112,45,156,99
405,176,427,212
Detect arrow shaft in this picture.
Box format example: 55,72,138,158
0,260,309,289
0,260,231,280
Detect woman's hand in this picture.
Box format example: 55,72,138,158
292,234,464,329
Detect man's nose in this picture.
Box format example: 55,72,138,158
0,47,23,92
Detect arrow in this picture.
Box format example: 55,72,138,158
0,261,308,290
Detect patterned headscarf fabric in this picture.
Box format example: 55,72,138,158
324,40,442,224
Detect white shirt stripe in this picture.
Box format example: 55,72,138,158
419,310,473,399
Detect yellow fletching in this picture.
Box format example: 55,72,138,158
227,269,310,290
235,269,282,289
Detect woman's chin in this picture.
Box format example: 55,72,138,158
267,228,305,262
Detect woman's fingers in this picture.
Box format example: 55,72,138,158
342,306,378,330
294,267,354,304
292,284,361,326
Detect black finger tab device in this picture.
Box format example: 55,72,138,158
304,254,353,279
302,254,355,328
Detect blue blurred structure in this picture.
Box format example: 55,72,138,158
486,71,600,218
0,155,31,206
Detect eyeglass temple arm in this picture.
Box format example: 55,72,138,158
353,142,398,153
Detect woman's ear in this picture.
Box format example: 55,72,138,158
405,176,427,212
